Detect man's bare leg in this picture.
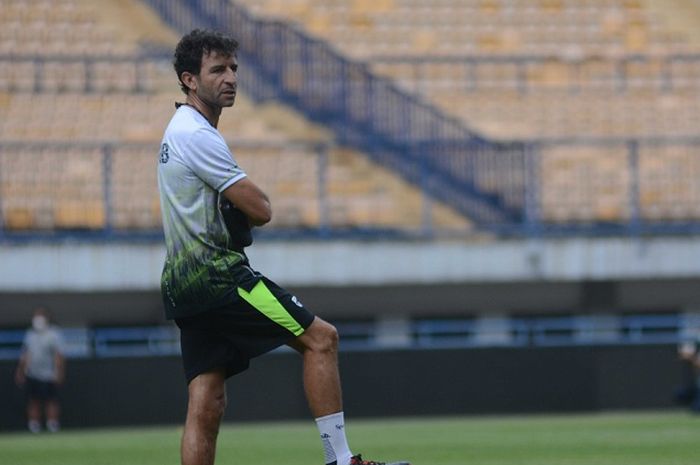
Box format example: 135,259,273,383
181,368,227,465
289,317,354,464
46,399,61,432
289,317,342,417
27,399,41,433
289,317,411,465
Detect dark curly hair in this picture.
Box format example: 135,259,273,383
173,29,239,95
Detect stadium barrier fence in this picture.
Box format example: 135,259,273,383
2,136,700,240
371,53,700,95
0,313,695,360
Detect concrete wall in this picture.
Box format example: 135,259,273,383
1,237,699,326
2,237,700,292
0,345,686,431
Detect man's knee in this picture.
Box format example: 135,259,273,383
303,319,339,353
322,321,339,351
317,321,338,352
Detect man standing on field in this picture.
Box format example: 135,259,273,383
15,307,65,433
158,29,409,465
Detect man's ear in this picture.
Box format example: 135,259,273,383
180,71,198,92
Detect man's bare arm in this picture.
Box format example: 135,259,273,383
222,177,272,226
55,352,65,385
15,351,27,386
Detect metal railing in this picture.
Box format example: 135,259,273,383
0,140,348,242
6,134,700,240
371,53,700,95
0,313,694,359
0,54,170,94
530,136,700,236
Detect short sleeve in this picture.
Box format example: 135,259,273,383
186,127,247,192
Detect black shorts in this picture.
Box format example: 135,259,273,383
175,276,315,383
25,377,59,401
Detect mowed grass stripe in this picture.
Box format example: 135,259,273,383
0,411,697,465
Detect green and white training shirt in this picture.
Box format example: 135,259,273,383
158,104,248,319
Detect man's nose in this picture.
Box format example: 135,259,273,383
224,68,236,84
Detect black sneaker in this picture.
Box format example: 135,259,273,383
348,454,411,465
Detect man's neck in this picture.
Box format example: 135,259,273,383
185,94,221,128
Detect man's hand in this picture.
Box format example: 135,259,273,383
220,199,253,249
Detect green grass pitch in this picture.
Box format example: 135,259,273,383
0,411,698,465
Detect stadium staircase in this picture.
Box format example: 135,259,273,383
144,0,530,231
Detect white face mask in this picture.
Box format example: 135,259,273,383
32,315,48,331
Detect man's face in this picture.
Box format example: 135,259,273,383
193,50,238,108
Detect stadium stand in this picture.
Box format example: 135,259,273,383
232,0,700,139
1,0,700,233
236,0,687,58
224,0,700,227
0,0,469,234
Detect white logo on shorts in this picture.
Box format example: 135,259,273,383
291,296,303,307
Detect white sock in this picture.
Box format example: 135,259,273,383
315,411,353,465
28,420,41,433
47,420,60,433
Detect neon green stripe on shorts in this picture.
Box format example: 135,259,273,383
237,280,305,336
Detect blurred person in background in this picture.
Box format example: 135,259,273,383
14,307,65,433
675,331,700,413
